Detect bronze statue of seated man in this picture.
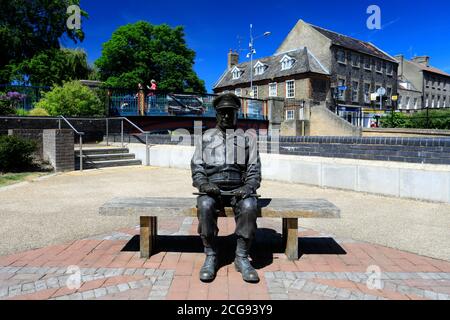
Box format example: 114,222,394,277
191,92,261,283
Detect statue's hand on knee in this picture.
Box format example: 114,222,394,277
199,183,221,196
235,184,254,199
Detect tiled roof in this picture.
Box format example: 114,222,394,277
308,23,397,63
408,60,450,77
214,47,329,89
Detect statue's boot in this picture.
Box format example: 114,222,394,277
234,237,260,283
199,241,218,282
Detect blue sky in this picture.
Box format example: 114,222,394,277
69,0,450,92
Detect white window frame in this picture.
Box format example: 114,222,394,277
375,60,382,73
252,86,258,99
364,83,371,103
386,63,393,76
269,82,277,97
254,61,266,76
413,98,418,109
426,95,429,108
280,55,295,71
338,78,346,100
351,54,360,68
364,57,372,70
405,97,410,109
231,66,241,80
351,80,359,102
286,80,295,99
337,49,346,64
286,110,295,120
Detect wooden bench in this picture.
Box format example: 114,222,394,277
99,197,340,261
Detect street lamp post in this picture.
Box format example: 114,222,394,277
247,24,271,98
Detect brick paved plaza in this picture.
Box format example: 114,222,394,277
0,167,449,300
1,218,449,300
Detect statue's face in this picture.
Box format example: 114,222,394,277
216,108,237,130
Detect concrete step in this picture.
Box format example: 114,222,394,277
75,159,142,169
74,147,129,155
75,153,136,161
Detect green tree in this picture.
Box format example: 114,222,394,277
380,111,411,128
36,81,104,116
12,48,91,86
95,21,205,93
0,0,87,83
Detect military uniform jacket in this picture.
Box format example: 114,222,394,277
191,128,262,191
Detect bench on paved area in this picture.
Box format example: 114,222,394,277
99,197,341,261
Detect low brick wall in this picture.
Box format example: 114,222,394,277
109,134,450,166
43,129,74,172
277,136,450,165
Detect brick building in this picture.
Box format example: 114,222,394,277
214,20,400,127
213,47,330,104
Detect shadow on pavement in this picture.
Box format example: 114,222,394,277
121,228,347,270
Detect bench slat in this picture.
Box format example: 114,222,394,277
99,197,340,219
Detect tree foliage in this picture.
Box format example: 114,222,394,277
380,109,450,130
12,48,92,86
0,0,87,83
95,21,205,93
36,81,104,116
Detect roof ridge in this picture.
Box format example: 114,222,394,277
306,21,370,45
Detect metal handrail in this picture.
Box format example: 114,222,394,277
1,115,152,167
59,116,85,171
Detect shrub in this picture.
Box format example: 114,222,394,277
0,135,37,172
36,81,105,117
0,91,27,115
379,112,410,128
28,107,50,116
15,108,29,116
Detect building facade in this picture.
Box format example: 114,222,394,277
275,20,399,127
395,55,450,111
214,47,330,104
214,20,400,128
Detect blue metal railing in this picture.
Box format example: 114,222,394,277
108,90,267,120
0,85,50,111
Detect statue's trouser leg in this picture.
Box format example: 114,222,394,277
197,195,219,256
233,197,260,282
233,197,258,257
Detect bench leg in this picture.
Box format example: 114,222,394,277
282,218,299,261
140,216,157,259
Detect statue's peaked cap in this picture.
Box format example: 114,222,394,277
213,93,241,110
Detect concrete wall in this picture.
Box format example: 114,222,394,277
309,104,362,136
42,129,74,172
363,128,450,138
123,143,450,204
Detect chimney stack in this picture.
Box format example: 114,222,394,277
412,56,430,67
227,49,239,70
394,55,404,76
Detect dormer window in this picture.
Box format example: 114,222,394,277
231,66,242,80
280,55,295,71
254,61,267,76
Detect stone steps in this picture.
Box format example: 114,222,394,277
74,147,142,170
